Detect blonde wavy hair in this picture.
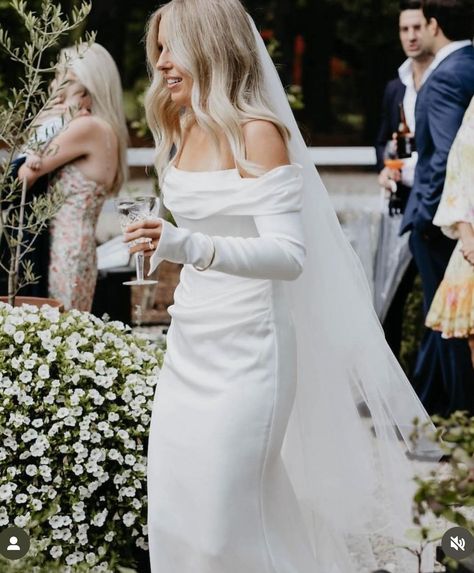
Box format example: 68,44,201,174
59,43,129,194
145,0,290,181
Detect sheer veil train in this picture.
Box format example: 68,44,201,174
249,15,441,572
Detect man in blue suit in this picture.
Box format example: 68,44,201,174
400,0,474,415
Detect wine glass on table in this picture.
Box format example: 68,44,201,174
383,139,405,217
116,196,159,286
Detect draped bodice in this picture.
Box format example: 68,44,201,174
158,163,304,323
162,163,303,236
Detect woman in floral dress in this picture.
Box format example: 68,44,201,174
426,97,474,365
19,43,128,311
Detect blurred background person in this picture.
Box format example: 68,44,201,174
374,0,433,359
18,43,128,311
426,96,474,367
0,76,91,299
400,0,474,415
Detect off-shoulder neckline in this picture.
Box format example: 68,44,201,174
169,163,300,180
171,165,239,175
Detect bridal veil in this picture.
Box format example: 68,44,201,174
248,15,440,571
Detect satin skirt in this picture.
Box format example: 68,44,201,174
147,265,318,572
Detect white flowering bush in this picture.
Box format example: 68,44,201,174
0,302,163,572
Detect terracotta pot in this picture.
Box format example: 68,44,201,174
0,296,64,312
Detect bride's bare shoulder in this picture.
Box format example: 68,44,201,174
242,120,290,172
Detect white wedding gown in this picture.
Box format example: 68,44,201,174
147,164,326,572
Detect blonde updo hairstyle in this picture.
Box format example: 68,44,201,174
145,0,290,181
59,43,129,194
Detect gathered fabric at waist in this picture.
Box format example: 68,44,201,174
169,265,275,327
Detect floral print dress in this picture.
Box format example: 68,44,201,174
48,164,107,312
426,97,474,338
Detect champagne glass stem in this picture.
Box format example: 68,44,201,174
135,252,145,282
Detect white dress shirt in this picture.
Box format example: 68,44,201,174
398,58,417,133
398,59,420,186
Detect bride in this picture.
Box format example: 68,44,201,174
125,0,440,571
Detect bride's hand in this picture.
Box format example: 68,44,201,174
124,219,163,257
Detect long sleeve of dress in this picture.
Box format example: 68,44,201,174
432,97,474,239
148,211,306,281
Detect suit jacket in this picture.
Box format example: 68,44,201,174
375,77,406,172
401,45,474,235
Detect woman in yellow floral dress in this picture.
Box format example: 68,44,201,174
426,97,474,366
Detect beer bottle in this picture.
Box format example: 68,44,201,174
396,103,415,159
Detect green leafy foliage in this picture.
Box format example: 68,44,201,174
412,412,474,530
0,0,92,303
0,302,163,572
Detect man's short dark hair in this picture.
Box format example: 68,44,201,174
422,0,474,40
399,0,422,11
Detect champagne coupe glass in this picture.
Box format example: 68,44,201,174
383,138,405,173
116,196,159,286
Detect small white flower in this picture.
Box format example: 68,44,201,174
137,537,149,550
30,443,45,457
25,464,37,476
3,323,16,335
56,407,70,419
31,499,43,511
46,351,57,362
47,488,58,500
72,465,84,476
39,465,52,480
14,513,29,528
132,498,142,510
13,330,25,344
125,440,137,451
32,419,43,428
95,360,106,374
117,429,129,440
108,449,120,461
120,486,136,497
21,429,38,442
15,493,27,504
123,511,136,527
19,371,33,383
50,546,63,558
65,553,78,566
90,432,101,444
49,515,63,529
0,484,13,501
38,364,50,379
104,531,115,542
91,508,108,527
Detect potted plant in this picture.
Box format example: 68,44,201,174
0,0,91,307
0,302,164,572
